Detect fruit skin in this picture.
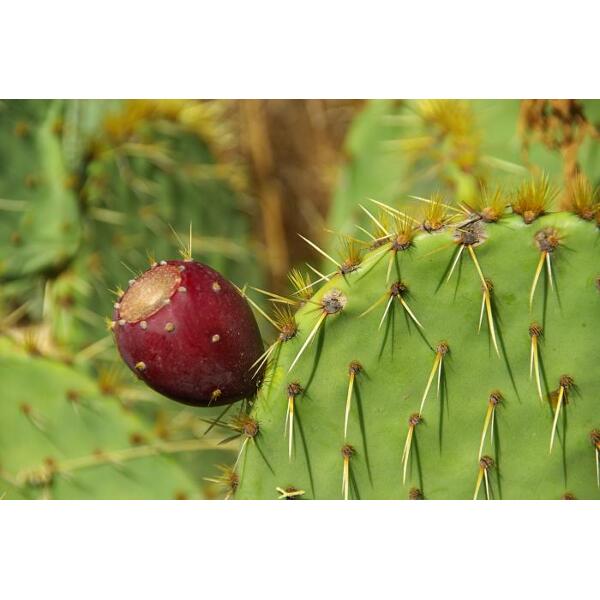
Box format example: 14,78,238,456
113,260,264,407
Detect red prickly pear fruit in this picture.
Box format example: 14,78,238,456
112,260,264,407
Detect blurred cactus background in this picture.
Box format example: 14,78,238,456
1,99,598,499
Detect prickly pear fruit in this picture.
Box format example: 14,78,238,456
113,260,264,407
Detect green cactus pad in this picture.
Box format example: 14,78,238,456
236,210,600,499
0,338,214,499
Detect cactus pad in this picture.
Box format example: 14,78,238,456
0,338,216,499
235,204,600,499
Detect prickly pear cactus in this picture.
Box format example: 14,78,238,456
235,185,600,499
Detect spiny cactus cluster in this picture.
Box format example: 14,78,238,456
98,99,598,501
4,99,600,500
231,182,600,499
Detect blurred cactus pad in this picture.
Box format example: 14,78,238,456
1,99,600,499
